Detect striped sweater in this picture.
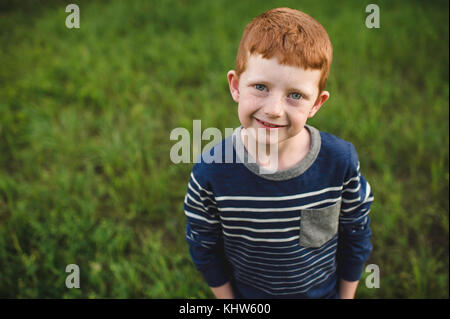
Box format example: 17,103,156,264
184,125,374,298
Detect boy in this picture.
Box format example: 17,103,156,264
184,7,373,299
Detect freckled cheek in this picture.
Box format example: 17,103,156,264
287,112,309,133
282,109,304,129
238,96,260,123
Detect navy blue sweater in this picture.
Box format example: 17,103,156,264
184,125,373,298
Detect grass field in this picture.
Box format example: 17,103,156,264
0,0,448,298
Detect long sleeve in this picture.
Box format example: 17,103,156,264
184,164,229,287
338,143,374,282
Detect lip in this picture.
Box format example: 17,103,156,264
254,117,287,128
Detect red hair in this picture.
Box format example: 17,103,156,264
235,7,333,93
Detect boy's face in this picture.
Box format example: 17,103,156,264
227,54,329,146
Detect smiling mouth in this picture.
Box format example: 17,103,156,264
254,118,287,128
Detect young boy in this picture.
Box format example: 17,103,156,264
184,7,373,299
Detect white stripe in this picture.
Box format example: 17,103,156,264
231,257,334,282
342,183,360,193
236,270,334,295
224,237,300,251
184,210,219,224
188,182,216,204
184,199,207,213
185,194,216,211
364,181,372,201
223,229,299,242
343,174,360,186
342,196,361,204
185,195,216,213
234,260,335,288
185,234,214,249
341,196,374,213
226,242,337,268
232,257,335,286
190,172,214,196
185,192,204,208
221,215,300,223
339,207,369,219
218,197,341,212
245,243,336,269
225,237,336,260
215,186,342,201
340,209,371,223
225,242,305,260
228,247,336,274
222,224,299,233
341,181,373,213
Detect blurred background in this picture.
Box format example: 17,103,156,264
0,0,448,298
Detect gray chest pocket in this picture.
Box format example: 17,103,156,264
299,200,341,248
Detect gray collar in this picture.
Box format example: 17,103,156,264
232,124,321,181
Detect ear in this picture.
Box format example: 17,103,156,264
227,70,240,103
308,90,330,118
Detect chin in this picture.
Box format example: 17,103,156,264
245,125,282,143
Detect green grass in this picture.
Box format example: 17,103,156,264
0,0,448,298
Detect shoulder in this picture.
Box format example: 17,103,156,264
191,133,234,184
316,128,359,168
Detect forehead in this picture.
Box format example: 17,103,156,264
241,54,321,93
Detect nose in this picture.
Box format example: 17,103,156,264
263,96,284,118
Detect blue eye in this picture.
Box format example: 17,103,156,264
255,84,266,91
289,92,302,100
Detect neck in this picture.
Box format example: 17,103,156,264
241,126,311,170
